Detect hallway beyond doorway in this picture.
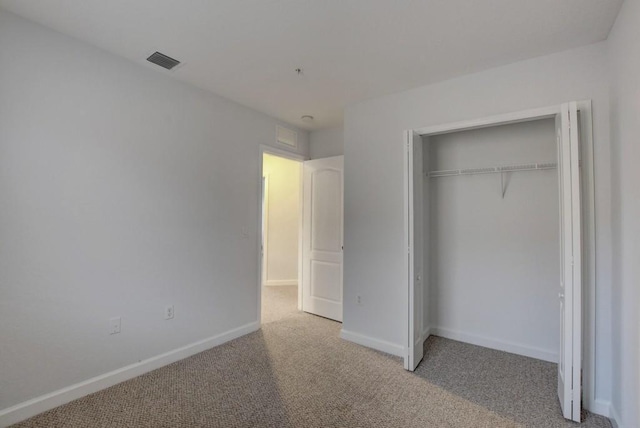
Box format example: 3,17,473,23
261,285,298,324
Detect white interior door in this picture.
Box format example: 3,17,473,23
406,130,425,371
302,156,344,322
556,102,582,422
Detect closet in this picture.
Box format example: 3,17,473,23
426,118,560,360
405,102,587,422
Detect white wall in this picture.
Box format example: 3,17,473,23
262,154,301,285
343,42,612,410
309,126,344,159
0,9,308,414
425,119,560,362
607,0,640,426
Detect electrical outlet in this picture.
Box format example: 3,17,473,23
110,317,121,335
356,295,362,305
165,305,174,320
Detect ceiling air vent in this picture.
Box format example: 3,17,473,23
146,51,180,70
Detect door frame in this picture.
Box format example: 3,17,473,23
257,145,307,324
261,175,269,288
403,100,597,411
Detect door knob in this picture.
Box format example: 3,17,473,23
559,292,565,299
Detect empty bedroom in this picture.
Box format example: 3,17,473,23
0,1,638,427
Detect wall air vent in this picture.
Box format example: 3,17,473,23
146,51,180,70
276,125,298,148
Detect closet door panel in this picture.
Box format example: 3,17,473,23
406,130,426,371
556,102,582,422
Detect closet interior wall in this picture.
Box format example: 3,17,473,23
423,118,560,362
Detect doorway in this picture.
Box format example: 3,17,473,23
404,102,596,422
257,146,345,326
260,151,303,324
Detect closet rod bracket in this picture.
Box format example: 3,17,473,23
501,172,507,199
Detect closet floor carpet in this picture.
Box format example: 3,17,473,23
13,286,610,428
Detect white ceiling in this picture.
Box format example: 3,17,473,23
0,0,623,130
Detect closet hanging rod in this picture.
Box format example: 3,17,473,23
427,162,557,178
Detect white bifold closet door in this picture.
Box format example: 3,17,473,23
405,102,582,422
556,102,582,422
405,130,426,371
302,156,344,322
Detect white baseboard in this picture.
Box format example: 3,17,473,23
0,321,260,428
264,279,297,286
431,326,558,363
590,398,611,418
340,329,404,357
609,403,623,428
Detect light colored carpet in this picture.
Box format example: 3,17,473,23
261,285,300,324
13,285,610,427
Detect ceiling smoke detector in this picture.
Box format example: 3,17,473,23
301,115,314,123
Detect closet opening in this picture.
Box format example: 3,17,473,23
427,117,560,362
404,102,595,423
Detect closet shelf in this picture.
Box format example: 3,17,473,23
427,162,557,178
